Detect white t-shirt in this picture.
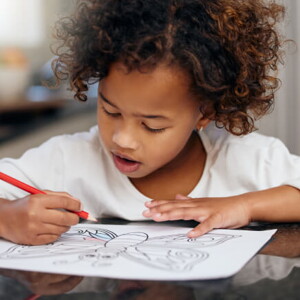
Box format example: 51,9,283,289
0,124,299,220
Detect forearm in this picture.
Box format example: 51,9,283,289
245,185,300,222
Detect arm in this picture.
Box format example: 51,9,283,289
0,191,81,245
143,185,300,237
246,185,300,222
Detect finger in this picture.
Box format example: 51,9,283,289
21,273,70,289
145,195,191,208
43,195,82,211
40,223,71,236
44,190,80,201
21,222,70,244
43,190,82,208
187,214,222,238
144,201,199,216
28,274,73,291
46,276,83,295
144,200,172,208
28,234,62,245
175,194,191,200
146,207,201,222
42,209,80,226
31,276,82,295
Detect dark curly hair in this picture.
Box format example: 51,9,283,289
52,0,286,135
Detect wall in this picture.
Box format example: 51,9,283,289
257,0,300,155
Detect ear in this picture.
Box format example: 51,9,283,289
195,115,211,131
195,102,214,131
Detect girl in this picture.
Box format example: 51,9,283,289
0,0,299,245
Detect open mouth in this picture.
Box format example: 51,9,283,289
122,157,136,163
112,153,141,173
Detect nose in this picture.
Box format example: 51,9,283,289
112,125,139,150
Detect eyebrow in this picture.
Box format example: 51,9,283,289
99,92,169,120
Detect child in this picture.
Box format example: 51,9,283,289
0,0,299,246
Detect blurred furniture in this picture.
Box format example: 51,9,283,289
0,92,97,158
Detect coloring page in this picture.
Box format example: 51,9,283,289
0,224,276,280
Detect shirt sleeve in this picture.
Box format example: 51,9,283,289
204,132,300,196
0,136,66,200
259,137,300,190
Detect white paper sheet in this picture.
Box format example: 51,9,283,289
0,224,276,280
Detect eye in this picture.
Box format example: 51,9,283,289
142,123,166,133
101,106,121,118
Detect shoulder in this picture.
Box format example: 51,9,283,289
202,123,296,175
47,125,99,145
39,126,101,153
203,123,287,156
16,125,103,174
200,124,300,192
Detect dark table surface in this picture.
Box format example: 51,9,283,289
0,220,300,300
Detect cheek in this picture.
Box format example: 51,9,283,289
145,131,190,162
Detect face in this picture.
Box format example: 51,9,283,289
97,63,205,179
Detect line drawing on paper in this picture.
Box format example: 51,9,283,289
0,227,241,272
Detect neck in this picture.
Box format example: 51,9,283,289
131,131,206,199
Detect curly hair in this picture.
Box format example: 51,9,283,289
52,0,286,135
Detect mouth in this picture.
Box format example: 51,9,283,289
112,153,141,174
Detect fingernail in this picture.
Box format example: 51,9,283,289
188,230,196,237
154,213,161,218
143,209,151,216
145,201,152,207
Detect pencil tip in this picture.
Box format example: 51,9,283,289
88,216,98,222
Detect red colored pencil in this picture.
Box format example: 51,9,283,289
0,171,97,222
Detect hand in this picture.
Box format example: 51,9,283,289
143,194,251,237
0,269,83,295
0,191,81,245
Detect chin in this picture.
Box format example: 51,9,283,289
126,172,147,179
125,169,155,179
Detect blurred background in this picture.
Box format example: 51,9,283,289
0,0,97,158
0,0,299,158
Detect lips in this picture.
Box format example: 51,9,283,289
112,153,141,173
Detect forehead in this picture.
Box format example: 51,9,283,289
100,62,197,110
